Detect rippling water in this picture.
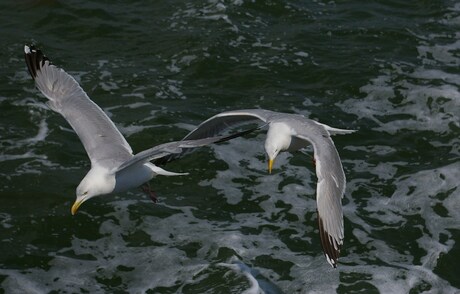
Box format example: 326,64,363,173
1,0,459,293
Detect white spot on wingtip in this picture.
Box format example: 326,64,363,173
325,253,337,268
24,45,30,54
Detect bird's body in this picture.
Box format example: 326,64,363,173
24,45,234,214
163,109,355,267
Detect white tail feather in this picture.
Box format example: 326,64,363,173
316,122,356,136
150,165,188,176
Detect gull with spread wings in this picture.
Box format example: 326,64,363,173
24,45,246,215
156,109,355,267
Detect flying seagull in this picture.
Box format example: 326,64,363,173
23,45,245,215
156,109,355,268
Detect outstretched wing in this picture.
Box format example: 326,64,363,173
294,122,345,268
181,109,274,140
24,45,133,169
153,109,273,165
116,135,237,172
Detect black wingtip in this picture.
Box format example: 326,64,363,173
24,44,50,79
318,213,341,268
213,125,260,144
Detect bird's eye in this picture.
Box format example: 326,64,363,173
83,191,88,196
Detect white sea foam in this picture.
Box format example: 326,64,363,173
22,119,49,144
340,163,460,293
3,2,460,293
155,79,186,99
338,10,460,135
0,213,13,229
0,196,320,292
0,134,340,292
339,67,460,134
99,81,120,91
121,92,145,99
324,4,460,292
294,51,310,58
217,259,264,294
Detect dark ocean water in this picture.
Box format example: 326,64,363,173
1,0,459,293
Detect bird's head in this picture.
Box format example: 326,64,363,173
264,122,292,174
72,167,115,215
264,142,280,174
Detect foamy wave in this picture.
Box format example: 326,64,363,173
339,6,460,136
338,68,460,134
155,79,187,100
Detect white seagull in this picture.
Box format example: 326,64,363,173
24,45,242,215
157,109,355,267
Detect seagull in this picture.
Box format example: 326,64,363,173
157,109,355,267
23,45,245,215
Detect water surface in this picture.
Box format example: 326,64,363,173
0,0,459,293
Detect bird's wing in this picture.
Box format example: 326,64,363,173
24,45,133,169
116,135,234,172
181,109,274,140
294,122,345,268
153,109,272,165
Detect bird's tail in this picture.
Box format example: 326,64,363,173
320,124,356,136
150,165,189,176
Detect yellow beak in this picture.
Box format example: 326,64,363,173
71,199,83,215
268,159,274,174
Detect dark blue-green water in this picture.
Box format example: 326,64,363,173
1,0,459,293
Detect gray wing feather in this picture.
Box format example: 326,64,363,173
181,109,274,140
295,124,345,268
24,45,133,169
153,109,272,165
116,136,229,172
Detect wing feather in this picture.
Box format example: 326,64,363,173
153,109,272,165
116,136,232,172
24,45,133,169
294,121,345,268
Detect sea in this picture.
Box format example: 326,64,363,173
0,0,459,293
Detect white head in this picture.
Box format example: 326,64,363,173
72,166,115,215
264,122,292,173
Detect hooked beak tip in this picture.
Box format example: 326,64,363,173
268,159,274,174
71,199,83,215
